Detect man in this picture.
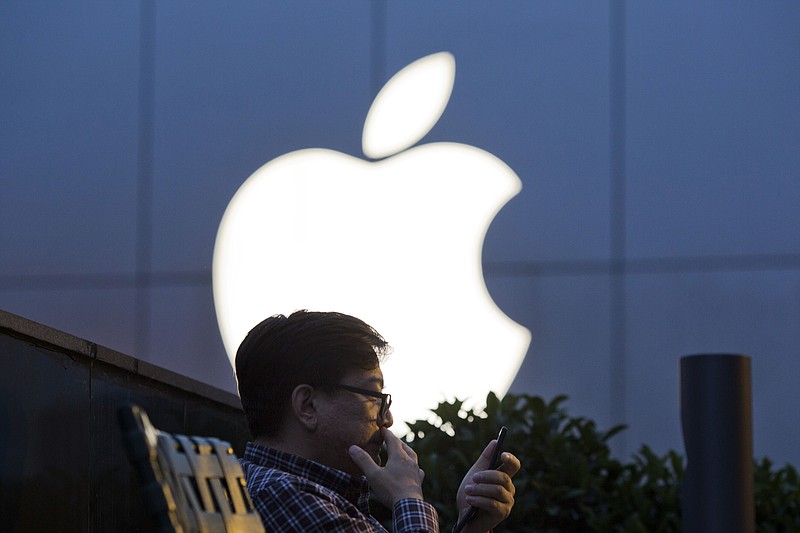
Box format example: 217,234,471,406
236,310,520,532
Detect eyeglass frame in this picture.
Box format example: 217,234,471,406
337,384,392,420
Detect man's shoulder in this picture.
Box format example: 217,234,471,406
239,450,344,503
240,455,305,493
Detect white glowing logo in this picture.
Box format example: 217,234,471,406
213,52,531,430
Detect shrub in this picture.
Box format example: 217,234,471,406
754,456,800,532
391,392,798,532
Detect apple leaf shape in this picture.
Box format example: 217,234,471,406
362,52,455,160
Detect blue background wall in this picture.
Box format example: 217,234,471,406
2,1,799,465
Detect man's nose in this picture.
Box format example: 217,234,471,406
381,408,393,428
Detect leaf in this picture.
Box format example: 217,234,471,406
362,52,455,159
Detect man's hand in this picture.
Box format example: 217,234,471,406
349,427,425,508
455,439,520,533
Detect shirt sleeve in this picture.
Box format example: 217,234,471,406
392,498,440,533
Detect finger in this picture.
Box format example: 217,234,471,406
468,474,515,501
399,439,418,461
459,440,497,488
349,445,380,476
381,427,405,457
471,439,497,472
463,493,513,519
382,427,417,462
473,470,515,497
496,452,521,478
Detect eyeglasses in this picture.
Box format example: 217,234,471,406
337,384,392,420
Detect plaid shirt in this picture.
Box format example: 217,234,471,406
241,442,439,532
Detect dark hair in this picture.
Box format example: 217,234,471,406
235,310,390,438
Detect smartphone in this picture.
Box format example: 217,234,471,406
487,426,508,469
452,426,508,533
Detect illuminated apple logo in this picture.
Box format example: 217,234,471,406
213,52,531,430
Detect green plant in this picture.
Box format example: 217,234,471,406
395,392,798,532
754,457,800,532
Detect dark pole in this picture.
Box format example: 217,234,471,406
680,354,754,533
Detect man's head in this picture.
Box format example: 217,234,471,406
235,310,393,472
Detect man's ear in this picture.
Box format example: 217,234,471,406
291,384,319,431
